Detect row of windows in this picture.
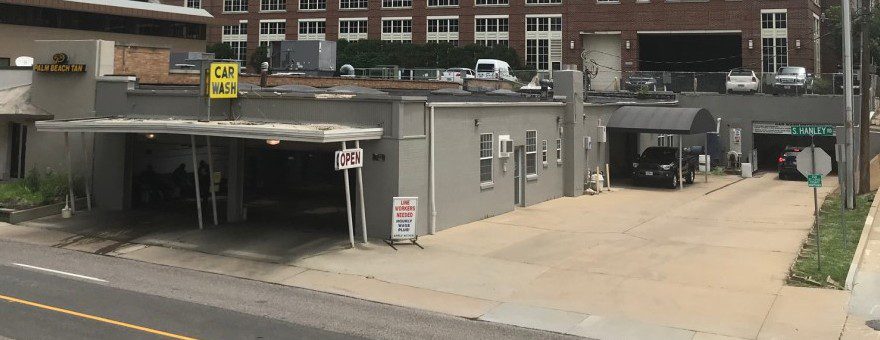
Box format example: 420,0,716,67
239,16,557,36
479,132,561,184
219,0,570,11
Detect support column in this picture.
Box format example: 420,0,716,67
679,136,683,190
64,132,75,213
206,136,219,226
355,140,368,243
190,135,204,230
81,132,92,211
226,138,245,223
342,141,355,248
555,70,586,197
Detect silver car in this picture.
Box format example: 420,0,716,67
773,66,812,94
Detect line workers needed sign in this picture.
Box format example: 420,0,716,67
209,62,239,99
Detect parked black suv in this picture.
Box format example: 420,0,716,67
632,146,699,188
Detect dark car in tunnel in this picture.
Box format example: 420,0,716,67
777,146,805,180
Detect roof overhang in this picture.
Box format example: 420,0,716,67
35,118,384,143
607,106,716,135
1,0,214,25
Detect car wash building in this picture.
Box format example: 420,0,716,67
12,39,870,244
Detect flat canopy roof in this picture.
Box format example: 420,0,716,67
607,106,716,135
2,0,214,24
35,118,383,143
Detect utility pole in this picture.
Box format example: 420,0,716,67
843,0,857,208
858,0,874,194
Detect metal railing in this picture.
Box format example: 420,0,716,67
590,71,866,96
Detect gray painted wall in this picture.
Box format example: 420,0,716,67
0,69,32,90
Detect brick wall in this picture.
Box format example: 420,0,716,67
113,44,458,90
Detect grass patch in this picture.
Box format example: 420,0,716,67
788,191,875,289
0,169,80,210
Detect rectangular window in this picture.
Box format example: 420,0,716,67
381,18,412,42
526,0,560,4
475,16,509,46
223,0,247,12
480,133,493,184
259,20,286,46
186,0,201,8
298,19,325,40
475,0,508,5
299,0,326,10
428,0,458,6
222,21,248,64
761,10,788,73
261,0,286,11
541,140,548,165
340,0,368,8
382,0,411,8
525,16,563,71
339,18,368,40
526,130,537,176
427,17,459,45
556,139,562,163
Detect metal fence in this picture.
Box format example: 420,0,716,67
598,71,866,96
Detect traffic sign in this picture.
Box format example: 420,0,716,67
796,148,832,177
791,125,835,136
807,174,823,187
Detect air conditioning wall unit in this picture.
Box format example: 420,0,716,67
498,135,513,158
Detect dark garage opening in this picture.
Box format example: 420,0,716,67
753,133,839,174
243,141,347,233
608,130,641,179
638,34,742,72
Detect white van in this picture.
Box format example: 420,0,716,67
475,59,517,82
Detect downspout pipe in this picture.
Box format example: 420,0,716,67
429,105,437,235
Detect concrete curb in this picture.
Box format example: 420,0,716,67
845,191,880,290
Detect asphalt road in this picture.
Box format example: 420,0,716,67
0,240,577,340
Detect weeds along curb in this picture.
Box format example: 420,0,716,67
845,191,880,290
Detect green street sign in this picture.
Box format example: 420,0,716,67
791,125,835,136
807,174,823,187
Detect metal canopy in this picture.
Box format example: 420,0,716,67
35,117,384,143
607,106,716,135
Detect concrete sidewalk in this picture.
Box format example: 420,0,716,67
842,191,880,340
0,174,858,339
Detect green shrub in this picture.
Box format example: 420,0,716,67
335,40,524,70
0,168,80,209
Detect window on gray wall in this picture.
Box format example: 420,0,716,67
480,133,493,184
556,138,562,163
526,130,537,176
541,140,548,165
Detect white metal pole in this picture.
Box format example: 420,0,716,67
355,140,368,243
206,136,219,226
80,132,92,211
704,133,709,183
842,0,855,209
429,106,437,235
342,141,355,248
605,163,611,190
679,136,683,190
64,132,76,213
190,135,204,230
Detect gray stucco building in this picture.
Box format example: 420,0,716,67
7,40,869,243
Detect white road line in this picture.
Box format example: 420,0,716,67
11,263,108,283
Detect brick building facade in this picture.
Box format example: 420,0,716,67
169,0,826,81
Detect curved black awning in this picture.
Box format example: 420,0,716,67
607,106,716,135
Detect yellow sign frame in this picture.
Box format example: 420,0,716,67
208,62,239,99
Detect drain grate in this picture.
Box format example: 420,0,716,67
866,320,880,331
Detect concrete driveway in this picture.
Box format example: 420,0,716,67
289,174,850,339
0,174,854,339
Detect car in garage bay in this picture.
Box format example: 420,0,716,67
777,146,805,180
632,146,699,188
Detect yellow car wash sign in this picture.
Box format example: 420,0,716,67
209,62,239,99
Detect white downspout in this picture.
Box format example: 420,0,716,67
429,105,437,235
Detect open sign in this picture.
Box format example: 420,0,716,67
335,148,363,170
